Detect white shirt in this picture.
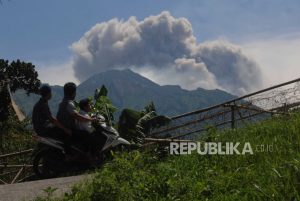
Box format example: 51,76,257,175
77,110,94,133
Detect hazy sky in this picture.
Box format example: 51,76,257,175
1,0,300,93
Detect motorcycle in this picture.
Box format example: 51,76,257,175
32,114,130,179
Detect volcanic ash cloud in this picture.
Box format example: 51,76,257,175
71,11,262,95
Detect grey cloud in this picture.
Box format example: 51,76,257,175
196,41,263,95
71,11,262,95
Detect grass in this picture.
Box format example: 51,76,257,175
33,112,300,201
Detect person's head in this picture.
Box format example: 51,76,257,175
63,82,76,100
79,98,92,112
39,85,52,100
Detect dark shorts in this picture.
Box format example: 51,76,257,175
39,127,69,142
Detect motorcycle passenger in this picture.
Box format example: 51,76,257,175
32,85,71,140
77,98,94,133
56,82,96,152
78,98,107,152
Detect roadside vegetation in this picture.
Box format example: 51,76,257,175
0,116,34,184
33,112,300,201
0,115,34,154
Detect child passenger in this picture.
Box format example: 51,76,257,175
78,98,107,154
77,98,94,133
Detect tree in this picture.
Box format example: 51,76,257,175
0,59,41,121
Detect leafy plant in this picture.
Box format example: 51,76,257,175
33,187,58,201
43,187,58,199
93,85,117,123
118,108,142,144
118,102,170,145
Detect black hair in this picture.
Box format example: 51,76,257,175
63,82,76,97
39,85,51,98
79,98,90,110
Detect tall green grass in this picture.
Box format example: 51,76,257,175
34,113,300,201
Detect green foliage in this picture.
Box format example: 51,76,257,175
118,102,170,145
93,85,117,123
0,59,40,121
135,102,171,141
42,187,58,200
136,111,156,139
94,85,108,98
136,113,171,138
118,108,142,144
0,110,34,154
33,187,59,201
141,101,156,115
33,112,300,201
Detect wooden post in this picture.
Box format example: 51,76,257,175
231,104,235,129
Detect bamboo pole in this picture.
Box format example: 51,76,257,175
224,103,290,115
151,109,231,136
0,164,32,168
0,169,20,177
0,149,33,160
11,166,25,184
171,77,300,120
0,178,7,184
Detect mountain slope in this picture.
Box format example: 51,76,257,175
77,69,236,116
13,69,236,118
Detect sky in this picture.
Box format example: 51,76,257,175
1,0,300,95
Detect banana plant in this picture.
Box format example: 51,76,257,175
118,102,171,145
93,85,117,124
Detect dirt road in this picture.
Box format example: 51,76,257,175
0,174,91,201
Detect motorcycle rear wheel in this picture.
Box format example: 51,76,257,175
33,148,65,179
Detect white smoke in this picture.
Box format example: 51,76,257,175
71,11,262,95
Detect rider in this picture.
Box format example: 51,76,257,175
56,82,96,152
78,98,107,153
32,85,71,139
